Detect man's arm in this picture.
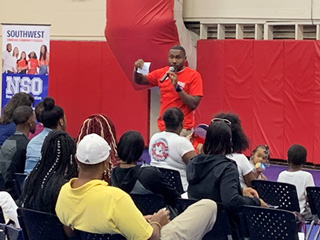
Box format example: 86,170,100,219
168,72,202,110
177,93,202,110
133,59,150,85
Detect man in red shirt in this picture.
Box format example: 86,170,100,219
133,45,203,136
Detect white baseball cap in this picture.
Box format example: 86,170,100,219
76,133,111,165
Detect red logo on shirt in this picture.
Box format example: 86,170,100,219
151,138,169,161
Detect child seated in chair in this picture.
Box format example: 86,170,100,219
277,144,315,221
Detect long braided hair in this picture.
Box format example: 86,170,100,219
76,114,118,182
20,130,77,214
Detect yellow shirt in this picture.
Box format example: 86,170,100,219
55,178,153,240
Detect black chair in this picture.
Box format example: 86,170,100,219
130,194,165,215
0,208,5,224
173,198,233,240
306,186,320,240
73,229,125,240
252,180,300,212
157,168,184,195
0,223,6,240
17,208,67,240
13,173,27,197
240,205,300,240
6,225,25,240
0,174,6,191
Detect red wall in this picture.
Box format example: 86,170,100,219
48,39,320,164
196,40,320,164
49,41,149,143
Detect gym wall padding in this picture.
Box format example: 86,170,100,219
49,41,149,143
196,40,320,164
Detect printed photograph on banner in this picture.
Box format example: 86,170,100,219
1,24,50,109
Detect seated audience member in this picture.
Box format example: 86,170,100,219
0,191,20,228
188,123,208,154
0,92,34,147
25,97,66,173
20,130,77,214
56,134,217,240
187,118,267,240
277,144,314,221
215,112,256,188
0,106,36,199
111,130,180,206
250,144,270,180
76,114,118,182
149,107,196,191
28,101,44,139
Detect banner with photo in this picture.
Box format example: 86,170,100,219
1,24,50,109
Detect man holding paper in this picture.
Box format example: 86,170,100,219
133,45,203,135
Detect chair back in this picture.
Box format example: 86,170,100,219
157,168,184,195
73,229,125,240
0,208,5,224
13,173,27,197
130,194,165,215
17,208,66,240
0,174,6,191
6,225,25,240
240,205,299,240
173,198,233,240
306,186,320,218
252,180,300,212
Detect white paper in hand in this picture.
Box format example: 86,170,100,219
137,62,151,75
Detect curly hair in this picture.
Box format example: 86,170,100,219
214,112,249,153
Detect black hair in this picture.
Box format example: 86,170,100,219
40,97,64,128
287,144,307,166
163,107,184,130
20,130,77,214
12,106,33,125
34,101,44,123
170,45,186,57
214,112,249,153
117,130,144,164
203,121,232,155
0,92,34,124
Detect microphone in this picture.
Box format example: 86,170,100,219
160,66,175,83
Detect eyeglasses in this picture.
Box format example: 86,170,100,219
211,118,232,126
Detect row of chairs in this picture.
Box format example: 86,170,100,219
248,180,320,240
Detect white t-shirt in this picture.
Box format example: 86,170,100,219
277,170,315,213
149,131,194,191
227,153,253,188
2,50,12,73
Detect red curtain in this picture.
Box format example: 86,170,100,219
197,40,320,164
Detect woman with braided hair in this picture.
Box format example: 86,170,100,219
20,130,77,214
76,114,118,182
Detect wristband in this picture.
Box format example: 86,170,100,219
150,221,162,230
175,85,182,92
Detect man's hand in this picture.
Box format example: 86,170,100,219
134,59,145,70
242,187,259,198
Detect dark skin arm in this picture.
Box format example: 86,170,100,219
182,150,197,165
167,71,202,110
243,171,256,187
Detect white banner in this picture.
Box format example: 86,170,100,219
1,24,50,108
